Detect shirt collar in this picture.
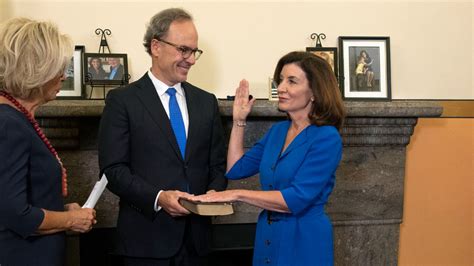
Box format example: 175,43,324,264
147,70,183,97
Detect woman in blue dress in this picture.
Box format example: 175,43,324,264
190,51,346,265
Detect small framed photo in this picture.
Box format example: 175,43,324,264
306,47,338,79
338,36,391,101
268,77,278,101
58,45,84,99
83,53,129,85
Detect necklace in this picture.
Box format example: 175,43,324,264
0,91,67,197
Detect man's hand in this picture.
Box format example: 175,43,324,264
158,190,192,217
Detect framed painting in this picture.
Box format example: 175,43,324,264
83,53,129,85
268,77,278,101
306,47,338,79
58,45,84,98
338,36,391,101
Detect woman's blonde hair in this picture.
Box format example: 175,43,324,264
0,17,73,100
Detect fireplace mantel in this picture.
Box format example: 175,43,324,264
37,99,442,265
39,99,441,118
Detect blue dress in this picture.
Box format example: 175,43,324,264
227,121,342,266
0,105,65,265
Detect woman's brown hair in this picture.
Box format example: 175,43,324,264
273,51,346,130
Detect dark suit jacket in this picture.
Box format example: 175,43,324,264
98,74,227,258
0,105,65,265
109,64,125,80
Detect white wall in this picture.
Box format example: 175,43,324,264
2,0,473,99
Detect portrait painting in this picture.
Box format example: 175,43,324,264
306,47,338,79
339,37,391,100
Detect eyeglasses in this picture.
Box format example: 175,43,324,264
155,38,203,60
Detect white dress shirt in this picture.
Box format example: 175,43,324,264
147,70,189,212
147,70,189,136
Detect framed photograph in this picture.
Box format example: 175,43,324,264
306,47,338,79
338,36,391,101
83,53,129,85
58,45,84,98
268,77,278,101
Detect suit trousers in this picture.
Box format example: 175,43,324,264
123,218,208,266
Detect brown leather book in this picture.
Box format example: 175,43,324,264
179,198,234,216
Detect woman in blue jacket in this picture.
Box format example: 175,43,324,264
190,51,346,265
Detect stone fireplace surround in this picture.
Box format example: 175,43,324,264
36,99,442,265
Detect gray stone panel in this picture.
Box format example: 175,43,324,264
334,223,399,266
329,147,405,221
36,99,442,265
60,150,119,227
223,119,279,147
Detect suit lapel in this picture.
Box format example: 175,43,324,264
135,74,183,160
182,82,200,163
279,124,310,160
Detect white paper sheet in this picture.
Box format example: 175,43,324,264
82,174,108,208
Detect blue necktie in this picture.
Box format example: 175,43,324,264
109,67,117,79
166,88,186,158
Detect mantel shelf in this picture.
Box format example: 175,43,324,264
39,99,442,118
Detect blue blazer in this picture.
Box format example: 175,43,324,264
0,105,65,265
227,121,342,266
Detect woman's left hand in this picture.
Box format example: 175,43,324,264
186,190,239,203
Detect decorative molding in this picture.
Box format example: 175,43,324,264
438,100,474,118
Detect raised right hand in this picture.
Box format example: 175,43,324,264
233,79,256,121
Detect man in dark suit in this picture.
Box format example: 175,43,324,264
98,8,227,266
106,57,124,80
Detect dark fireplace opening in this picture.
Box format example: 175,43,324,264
79,224,255,266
